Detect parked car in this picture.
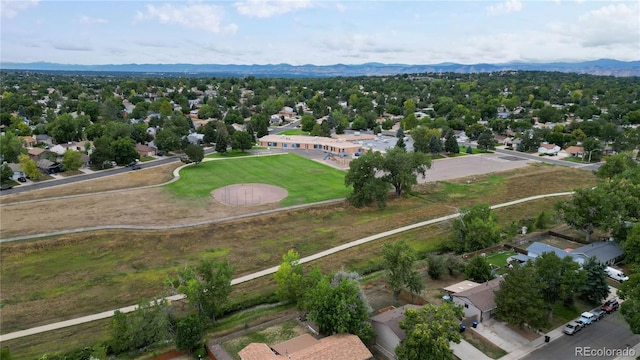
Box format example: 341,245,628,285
578,312,597,326
131,164,142,170
602,298,620,313
606,266,629,282
17,176,27,182
0,184,13,191
591,308,606,320
563,321,583,335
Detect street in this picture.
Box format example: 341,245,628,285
524,312,640,360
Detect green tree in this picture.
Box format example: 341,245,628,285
0,163,13,184
495,264,548,329
477,130,495,151
596,154,638,180
174,313,204,353
381,146,431,198
395,303,463,360
305,272,374,342
619,271,640,334
167,259,234,323
301,114,316,132
623,224,640,265
0,131,26,163
427,254,445,280
274,249,305,306
556,186,615,242
465,255,494,282
19,154,40,180
215,122,229,154
445,133,459,155
450,203,500,253
427,135,443,155
155,129,181,152
382,241,422,300
111,137,139,165
185,144,204,165
345,150,390,208
533,253,585,316
582,137,602,162
411,126,429,153
61,150,83,171
402,113,417,130
109,299,171,354
580,256,610,305
90,136,114,169
396,136,406,150
231,131,252,153
47,113,80,143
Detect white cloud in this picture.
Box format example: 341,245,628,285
486,0,523,16
335,3,347,12
134,3,237,34
77,15,108,25
1,0,39,19
575,2,640,47
234,0,312,18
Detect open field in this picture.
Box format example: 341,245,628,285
166,153,350,205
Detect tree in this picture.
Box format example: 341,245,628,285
382,241,422,300
427,135,443,155
47,113,80,143
395,303,463,360
185,144,204,165
582,137,602,162
274,249,305,306
19,154,40,180
90,136,114,169
411,126,429,153
396,136,406,150
0,131,26,163
174,313,204,353
381,146,431,198
556,186,615,242
533,253,584,315
155,129,181,152
215,122,229,154
445,133,459,155
305,272,374,342
402,113,417,130
619,271,640,334
109,299,171,354
495,264,548,329
465,255,494,282
301,114,315,132
477,130,495,151
0,163,13,184
61,150,83,171
345,150,390,208
580,256,610,305
596,154,638,180
111,137,139,165
231,131,253,152
167,259,234,323
623,224,640,265
450,203,500,253
427,254,445,280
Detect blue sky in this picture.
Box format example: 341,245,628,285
1,0,638,65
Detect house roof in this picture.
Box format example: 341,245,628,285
28,148,46,156
36,159,57,169
443,281,481,294
452,277,504,312
370,304,422,341
565,146,584,154
238,334,372,360
539,143,559,150
271,334,318,356
573,241,624,264
135,143,156,152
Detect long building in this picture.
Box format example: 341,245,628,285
258,134,363,155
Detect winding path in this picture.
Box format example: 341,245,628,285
0,191,573,342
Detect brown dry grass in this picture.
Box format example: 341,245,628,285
0,164,596,358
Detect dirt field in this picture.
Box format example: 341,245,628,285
213,184,289,206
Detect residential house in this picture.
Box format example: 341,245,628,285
513,241,624,267
538,143,561,156
370,304,422,357
34,134,53,146
238,333,372,360
28,147,47,160
565,146,585,158
49,144,68,156
19,135,37,147
451,277,504,323
443,280,482,295
7,163,25,180
135,143,157,158
270,114,282,124
186,133,205,145
36,159,61,174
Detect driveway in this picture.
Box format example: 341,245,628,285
471,319,531,353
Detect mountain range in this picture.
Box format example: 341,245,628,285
2,59,639,77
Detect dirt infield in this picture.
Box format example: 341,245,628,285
212,183,288,206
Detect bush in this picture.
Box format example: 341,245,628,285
427,255,445,280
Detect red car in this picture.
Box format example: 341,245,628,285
601,298,619,313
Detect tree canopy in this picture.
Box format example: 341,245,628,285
449,203,500,253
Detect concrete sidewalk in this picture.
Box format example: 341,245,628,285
451,339,493,360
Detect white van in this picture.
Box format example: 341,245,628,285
606,266,629,282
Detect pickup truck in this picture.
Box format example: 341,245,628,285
577,312,597,326
601,298,620,313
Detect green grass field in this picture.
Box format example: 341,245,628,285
165,153,350,206
277,129,309,135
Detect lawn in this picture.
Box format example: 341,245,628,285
221,320,303,360
205,150,253,158
165,153,351,206
458,146,495,155
277,129,309,135
462,330,508,359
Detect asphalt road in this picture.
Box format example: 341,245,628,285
524,311,640,360
493,148,604,171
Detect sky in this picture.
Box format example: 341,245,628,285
1,0,639,66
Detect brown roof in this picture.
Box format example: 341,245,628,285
370,304,422,341
28,148,46,156
271,334,318,356
238,334,372,360
540,143,558,150
565,146,584,154
452,277,504,312
135,143,156,152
